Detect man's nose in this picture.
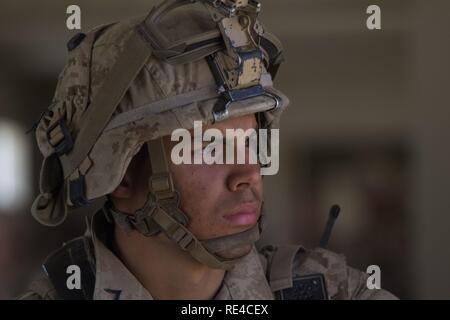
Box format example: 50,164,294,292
227,163,262,192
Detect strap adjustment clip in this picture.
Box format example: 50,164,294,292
47,119,74,156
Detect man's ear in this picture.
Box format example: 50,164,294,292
110,173,133,199
110,144,150,200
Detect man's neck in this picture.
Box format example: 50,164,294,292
113,226,226,300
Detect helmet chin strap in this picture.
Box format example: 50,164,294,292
104,138,264,270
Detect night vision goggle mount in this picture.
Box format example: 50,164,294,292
137,0,284,121
201,0,261,17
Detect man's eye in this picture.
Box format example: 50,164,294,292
245,132,258,148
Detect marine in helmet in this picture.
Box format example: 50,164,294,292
19,0,397,300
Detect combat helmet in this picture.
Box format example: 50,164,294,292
31,0,289,270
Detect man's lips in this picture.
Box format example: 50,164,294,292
223,203,259,226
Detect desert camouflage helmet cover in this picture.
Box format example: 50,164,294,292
31,0,289,269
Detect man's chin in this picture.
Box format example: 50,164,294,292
214,244,253,260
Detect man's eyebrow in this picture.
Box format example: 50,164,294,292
201,136,226,144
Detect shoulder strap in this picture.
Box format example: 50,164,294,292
42,236,96,300
262,245,329,300
265,245,303,292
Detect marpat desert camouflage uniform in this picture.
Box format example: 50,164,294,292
19,209,397,300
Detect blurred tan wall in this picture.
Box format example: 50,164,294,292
408,0,450,299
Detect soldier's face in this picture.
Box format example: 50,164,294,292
165,114,263,243
112,114,263,257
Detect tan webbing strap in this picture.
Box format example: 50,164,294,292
151,206,235,270
104,76,277,133
145,138,236,269
145,138,190,228
61,28,153,179
105,85,220,131
202,223,260,253
268,245,304,292
146,139,175,199
166,42,224,65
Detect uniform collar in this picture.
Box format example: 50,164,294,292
90,210,274,300
215,246,274,300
